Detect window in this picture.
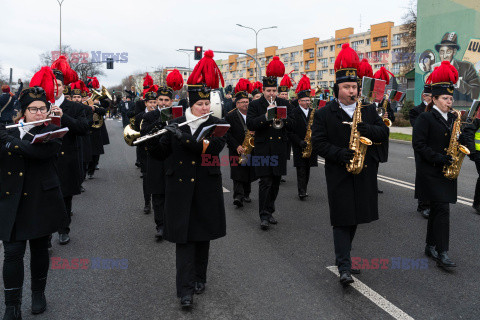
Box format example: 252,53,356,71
329,69,335,75
292,62,299,70
306,49,315,59
318,58,328,68
280,53,289,62
306,61,313,70
329,81,335,87
330,57,335,63
307,71,316,80
351,40,364,51
290,51,298,60
374,64,386,69
330,45,335,51
337,44,342,48
392,62,405,75
366,39,371,45
358,53,364,60
317,46,327,57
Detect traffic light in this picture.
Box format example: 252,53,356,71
106,58,114,69
194,46,203,60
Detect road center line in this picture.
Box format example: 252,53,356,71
326,266,414,320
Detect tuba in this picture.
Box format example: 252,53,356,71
344,98,372,174
443,109,470,179
238,130,255,164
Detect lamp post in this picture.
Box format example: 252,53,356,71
177,50,192,71
236,24,277,80
56,0,65,55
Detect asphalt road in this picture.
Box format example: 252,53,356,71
2,118,479,320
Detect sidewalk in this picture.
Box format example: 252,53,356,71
390,126,412,135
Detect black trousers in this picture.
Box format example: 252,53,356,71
426,202,450,252
3,236,50,291
417,200,430,211
176,241,210,297
333,225,358,272
87,155,100,176
258,175,281,221
58,195,73,234
296,166,311,195
233,180,251,200
474,160,480,206
152,194,164,229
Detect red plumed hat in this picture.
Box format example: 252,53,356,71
295,74,312,99
430,60,459,96
334,43,360,84
280,74,293,88
143,84,159,99
143,73,154,88
30,66,57,103
373,66,395,85
51,55,78,85
166,69,184,91
357,58,374,79
187,50,224,89
266,56,285,78
235,78,252,94
87,76,100,89
252,81,263,94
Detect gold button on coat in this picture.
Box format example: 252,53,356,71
19,172,23,176
191,178,195,182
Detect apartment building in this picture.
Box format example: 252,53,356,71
217,22,411,89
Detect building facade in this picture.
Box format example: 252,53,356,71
217,21,411,90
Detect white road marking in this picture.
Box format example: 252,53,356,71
317,159,474,206
223,187,230,193
326,266,414,320
407,157,414,159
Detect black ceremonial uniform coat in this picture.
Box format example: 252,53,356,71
141,109,167,195
311,100,389,226
288,106,318,167
58,98,89,196
147,115,227,244
99,99,110,146
0,124,66,241
225,109,256,182
81,104,93,163
412,109,457,203
409,102,427,127
246,96,295,177
90,106,106,156
372,99,396,163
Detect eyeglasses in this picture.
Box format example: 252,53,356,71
27,106,48,114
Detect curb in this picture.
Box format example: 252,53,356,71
389,138,411,145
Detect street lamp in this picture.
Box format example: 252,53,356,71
177,49,192,71
236,24,277,79
56,0,65,55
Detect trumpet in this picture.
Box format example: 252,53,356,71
133,112,213,145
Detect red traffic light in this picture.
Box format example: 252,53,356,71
194,46,203,60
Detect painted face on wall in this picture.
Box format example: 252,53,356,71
438,46,456,62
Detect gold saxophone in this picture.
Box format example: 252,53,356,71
345,98,373,174
443,109,470,179
238,130,255,164
302,107,315,158
377,94,392,127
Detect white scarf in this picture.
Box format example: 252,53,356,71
185,107,209,134
55,94,65,107
17,119,34,139
339,101,357,118
433,105,449,121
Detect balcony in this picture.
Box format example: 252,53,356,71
392,39,401,46
309,52,315,59
381,41,388,48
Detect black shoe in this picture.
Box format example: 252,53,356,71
437,251,456,268
260,220,270,230
424,245,439,261
339,271,354,285
143,204,151,214
180,295,193,308
47,235,52,249
243,196,251,203
233,198,243,208
350,268,361,275
194,282,205,295
58,233,70,245
95,165,99,170
80,185,85,193
88,174,94,180
3,306,22,320
420,209,430,219
135,162,141,168
377,189,384,194
69,211,73,217
31,291,46,314
280,177,286,183
472,204,480,215
268,216,278,225
3,288,22,320
155,227,164,240
299,193,308,200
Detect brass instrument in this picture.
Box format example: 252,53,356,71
86,86,112,129
302,107,316,158
377,94,392,127
238,130,255,164
443,109,470,179
123,122,141,146
344,98,372,174
133,112,213,145
92,112,104,129
270,97,284,129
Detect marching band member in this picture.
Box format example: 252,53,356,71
288,75,318,200
412,61,461,269
246,56,295,230
225,79,256,208
277,74,293,100
410,84,433,218
251,81,263,100
311,44,388,285
147,50,227,308
0,77,66,319
50,57,89,245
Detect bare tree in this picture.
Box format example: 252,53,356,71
401,0,417,73
38,45,105,80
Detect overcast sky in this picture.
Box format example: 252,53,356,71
0,0,412,87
